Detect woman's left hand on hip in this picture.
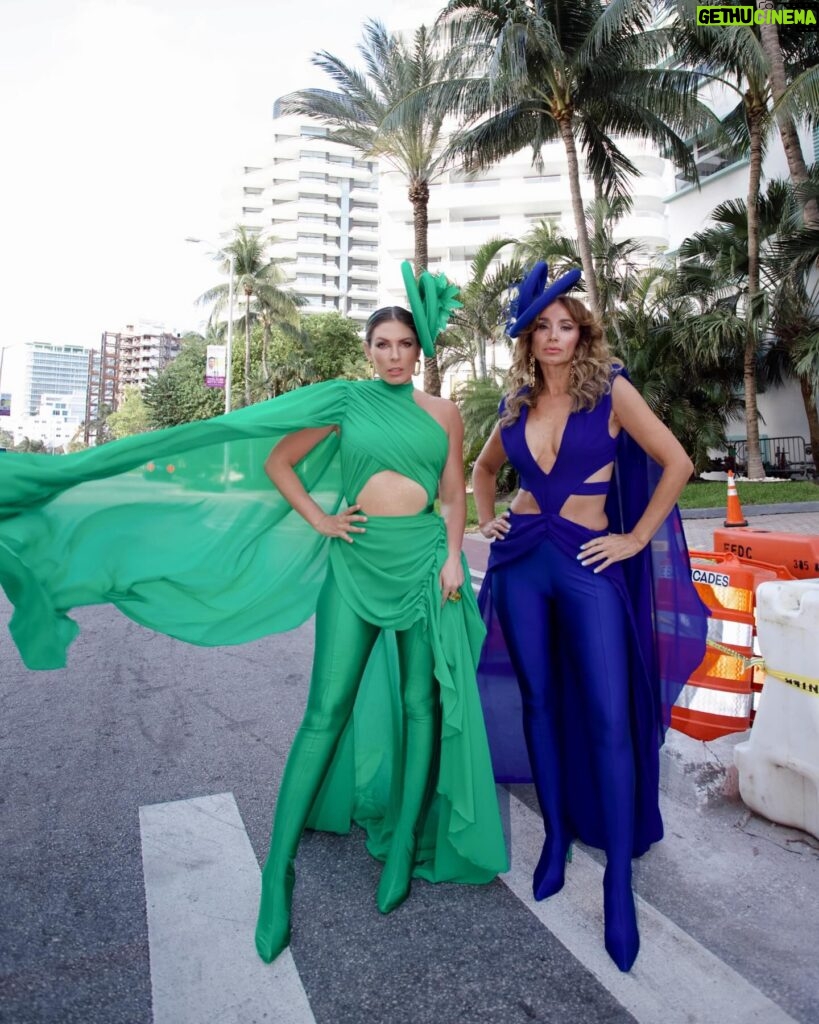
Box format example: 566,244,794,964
577,532,644,573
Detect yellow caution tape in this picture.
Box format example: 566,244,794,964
701,641,819,695
705,638,765,671
764,668,819,697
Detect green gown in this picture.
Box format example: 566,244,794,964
0,377,508,886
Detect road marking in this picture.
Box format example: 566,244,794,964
503,792,798,1024
139,792,315,1024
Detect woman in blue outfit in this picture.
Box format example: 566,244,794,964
472,264,707,973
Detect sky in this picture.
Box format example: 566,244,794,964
0,0,439,382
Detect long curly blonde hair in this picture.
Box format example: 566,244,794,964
501,296,616,426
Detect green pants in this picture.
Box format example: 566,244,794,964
255,564,437,961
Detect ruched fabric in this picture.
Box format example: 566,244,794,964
310,513,507,882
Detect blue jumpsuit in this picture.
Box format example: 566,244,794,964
476,371,708,970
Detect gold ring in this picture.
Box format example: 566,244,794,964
447,592,462,603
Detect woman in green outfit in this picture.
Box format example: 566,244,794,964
0,265,508,966
254,302,506,962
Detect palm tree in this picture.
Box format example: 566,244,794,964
437,0,710,317
197,226,301,408
283,20,459,396
614,265,744,473
755,2,819,227
441,237,521,380
675,179,819,472
673,8,819,474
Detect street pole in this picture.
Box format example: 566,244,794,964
225,252,235,415
186,237,235,415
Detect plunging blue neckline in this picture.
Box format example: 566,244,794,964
522,402,573,480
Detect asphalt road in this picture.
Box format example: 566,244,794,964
1,561,817,1023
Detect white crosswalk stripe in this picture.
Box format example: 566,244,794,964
139,790,797,1024
502,792,798,1024
139,792,315,1024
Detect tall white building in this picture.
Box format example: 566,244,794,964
18,342,90,417
223,95,382,324
378,138,674,303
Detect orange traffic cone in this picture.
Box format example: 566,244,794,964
724,470,748,527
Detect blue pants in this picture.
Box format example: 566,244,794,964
491,532,636,876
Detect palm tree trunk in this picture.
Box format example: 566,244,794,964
744,103,765,480
410,180,441,396
798,375,819,476
558,115,601,317
244,292,252,407
262,319,271,400
758,12,819,228
476,329,487,379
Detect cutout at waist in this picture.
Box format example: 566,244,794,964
355,469,431,517
509,489,609,532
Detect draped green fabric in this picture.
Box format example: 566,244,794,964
0,377,508,883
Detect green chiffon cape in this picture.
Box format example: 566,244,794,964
0,378,508,884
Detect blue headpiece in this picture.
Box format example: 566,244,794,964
505,262,582,337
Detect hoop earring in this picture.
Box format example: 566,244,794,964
528,353,536,388
414,358,421,376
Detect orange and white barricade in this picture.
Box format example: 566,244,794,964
671,552,792,741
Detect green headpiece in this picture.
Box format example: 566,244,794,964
400,260,462,358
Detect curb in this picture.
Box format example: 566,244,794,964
659,729,746,809
680,501,819,519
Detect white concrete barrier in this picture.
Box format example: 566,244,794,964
734,580,819,839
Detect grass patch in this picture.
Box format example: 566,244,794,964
679,479,818,509
447,479,817,527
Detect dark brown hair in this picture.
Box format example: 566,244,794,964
364,306,418,346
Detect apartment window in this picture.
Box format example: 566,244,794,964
298,253,325,264
300,125,328,137
329,154,354,166
352,201,377,211
463,216,500,226
352,242,377,251
297,232,324,242
243,186,264,195
298,214,326,224
300,150,326,161
299,171,326,182
299,192,331,202
351,301,377,312
351,260,377,271
242,206,263,215
296,273,324,283
675,135,737,190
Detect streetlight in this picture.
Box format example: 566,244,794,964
0,344,17,428
186,237,235,414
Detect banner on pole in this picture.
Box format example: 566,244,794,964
205,345,226,388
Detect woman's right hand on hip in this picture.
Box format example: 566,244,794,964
479,510,511,541
314,504,368,543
